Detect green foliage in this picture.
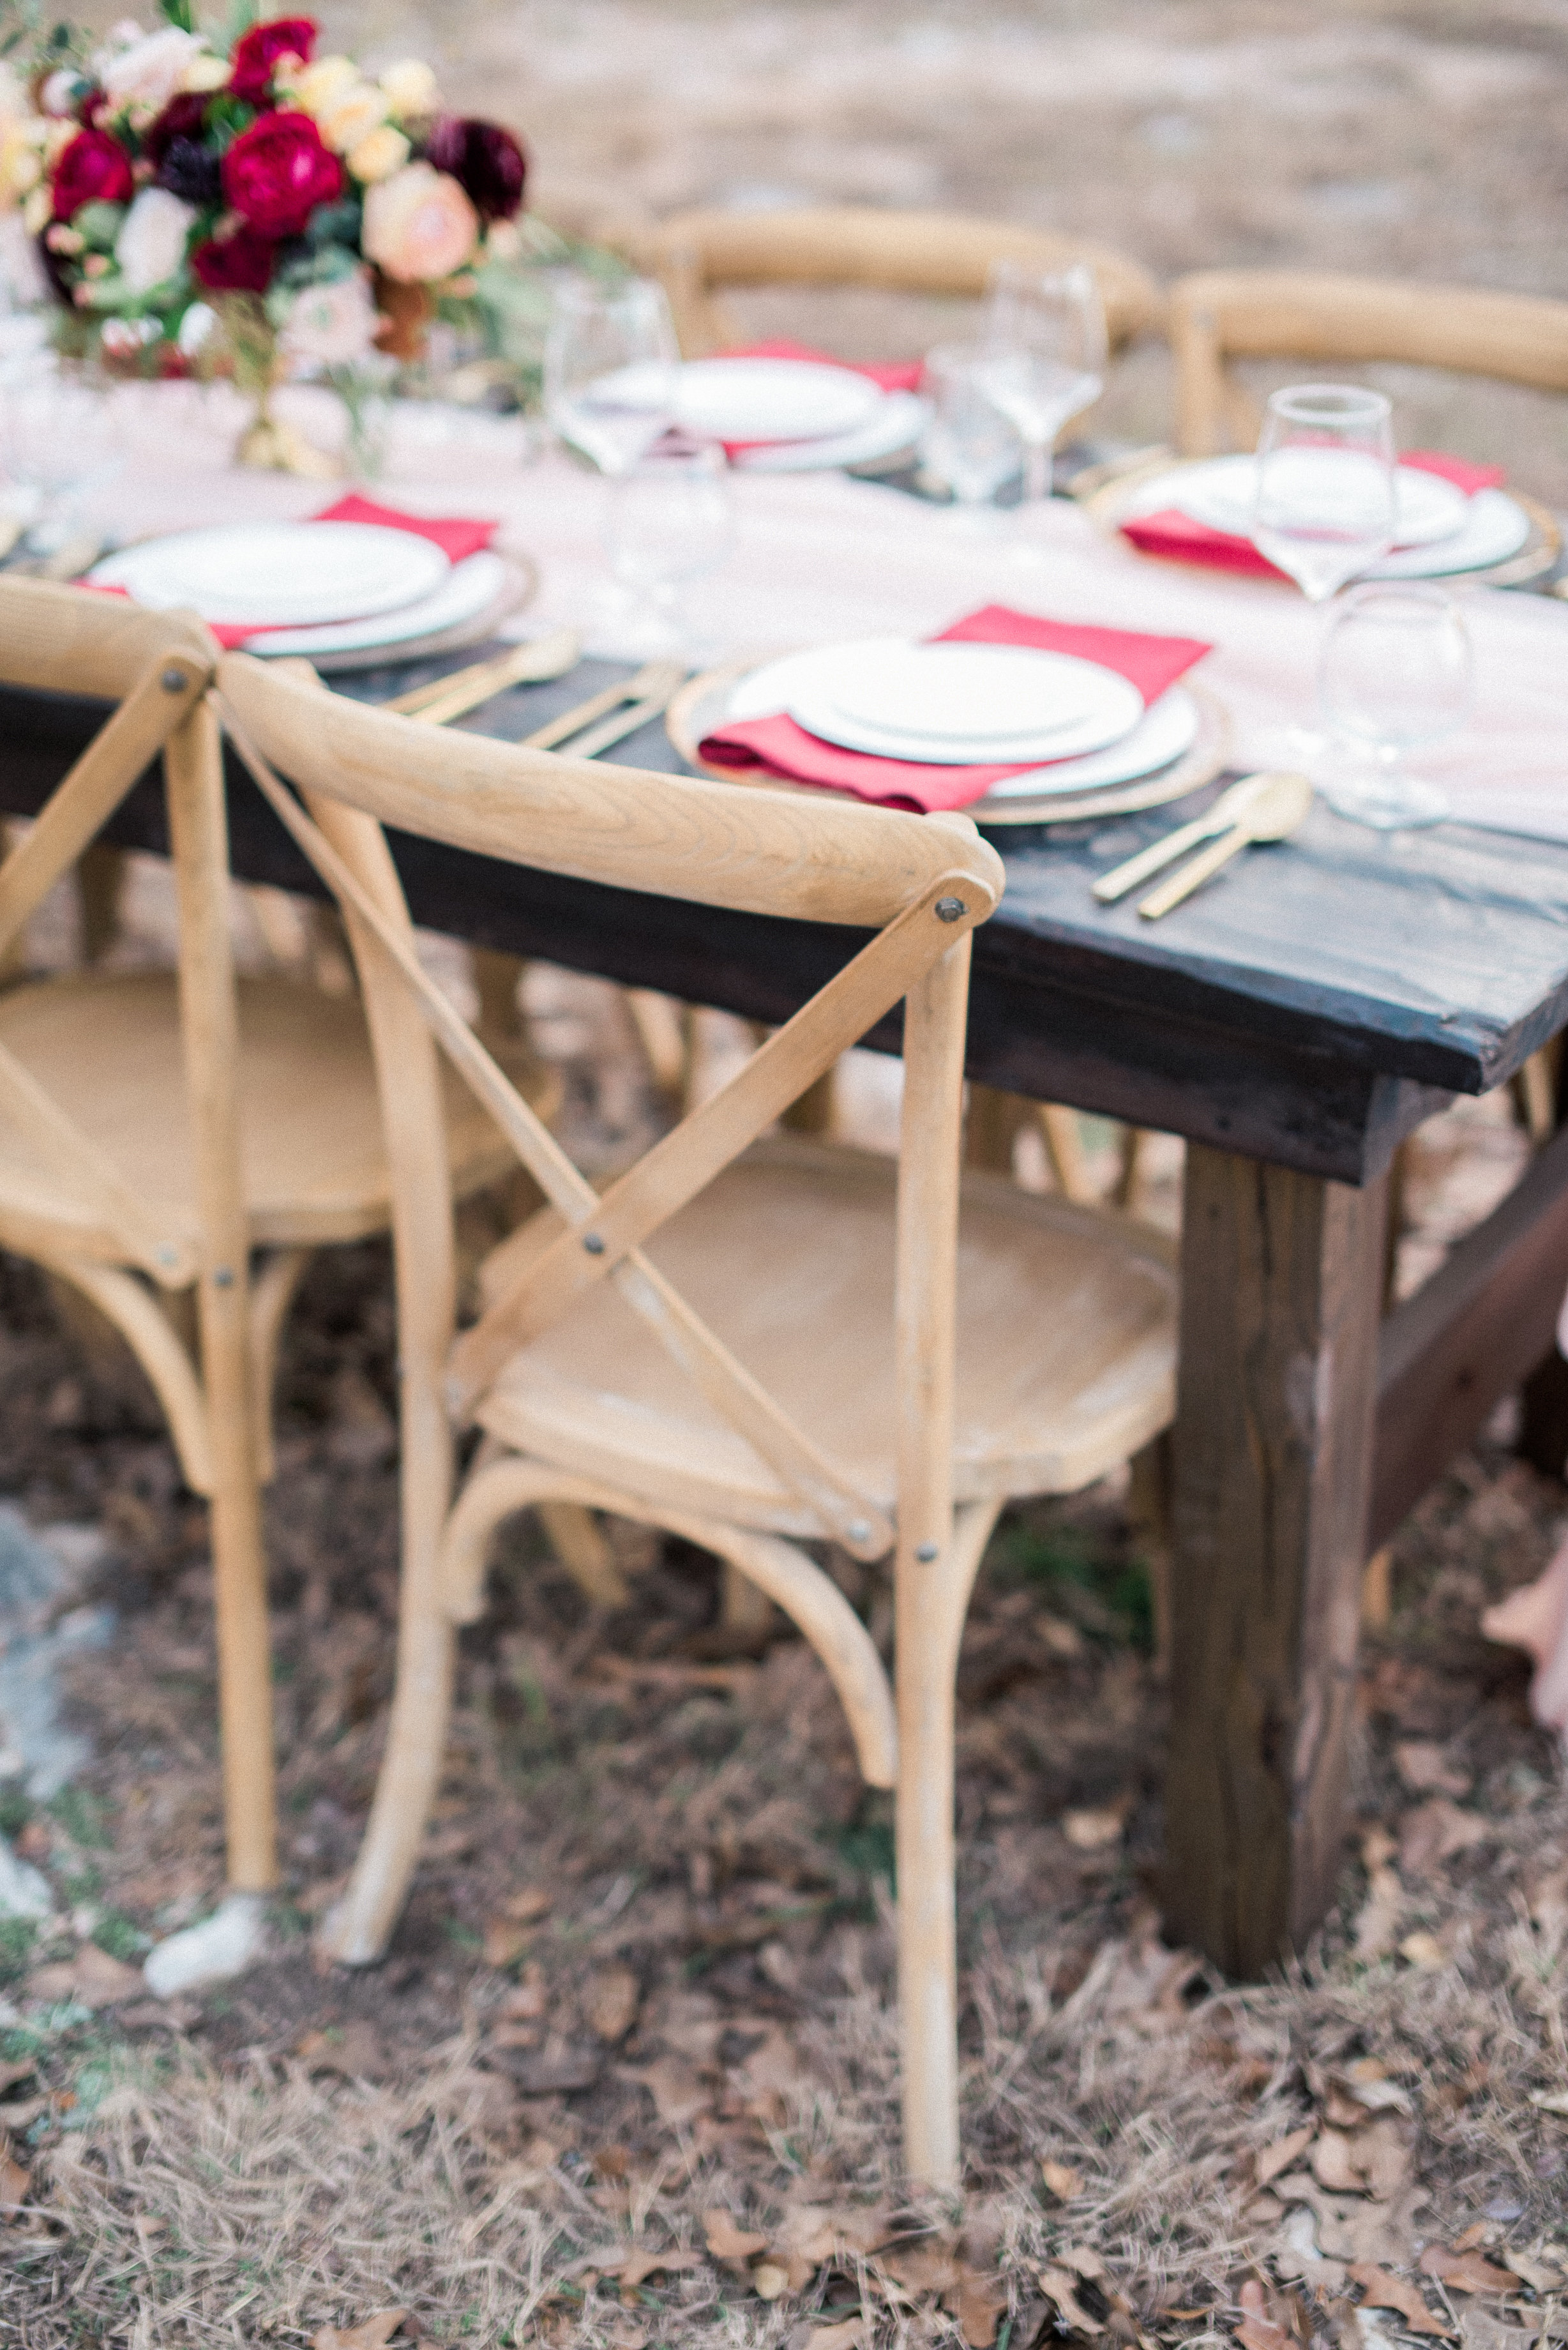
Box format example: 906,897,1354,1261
990,1518,1155,1653
156,0,195,31
829,1795,895,1891
90,1910,150,1962
0,1916,36,1985
49,1787,112,1851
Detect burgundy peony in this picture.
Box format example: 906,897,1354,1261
50,128,134,220
228,16,317,102
221,110,342,237
421,115,525,221
191,225,278,294
142,91,210,171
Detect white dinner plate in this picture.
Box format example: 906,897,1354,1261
1366,488,1531,578
240,550,508,656
731,391,930,474
674,357,884,444
821,641,1103,742
983,686,1201,798
732,639,1144,766
91,520,450,630
1160,454,1468,549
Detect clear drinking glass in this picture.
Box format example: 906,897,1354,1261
977,262,1107,511
1317,583,1472,828
602,436,732,655
544,275,679,476
1250,384,1396,602
0,360,122,550
921,341,1022,521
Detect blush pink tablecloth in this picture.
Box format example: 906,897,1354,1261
86,381,1568,845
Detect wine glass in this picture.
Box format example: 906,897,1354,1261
977,262,1107,514
601,436,732,656
1317,583,1472,828
544,276,679,476
1249,384,1396,601
921,341,1022,523
0,360,123,554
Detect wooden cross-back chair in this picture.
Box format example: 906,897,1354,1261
214,650,1179,2185
640,204,1162,360
1168,269,1568,457
0,579,528,1897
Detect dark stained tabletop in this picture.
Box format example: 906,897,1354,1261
4,639,1567,1185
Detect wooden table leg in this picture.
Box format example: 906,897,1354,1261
1165,1144,1387,1976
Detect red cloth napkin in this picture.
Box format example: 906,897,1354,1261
698,605,1212,813
1120,449,1507,580
81,498,498,646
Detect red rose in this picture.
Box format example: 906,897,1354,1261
143,91,210,170
228,17,317,102
220,110,342,238
191,227,277,294
50,128,133,219
423,115,526,221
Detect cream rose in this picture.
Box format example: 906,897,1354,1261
280,268,379,369
179,53,231,94
0,118,46,211
361,161,477,284
377,59,439,121
290,56,358,115
96,26,205,112
315,80,387,155
114,186,195,294
347,125,410,185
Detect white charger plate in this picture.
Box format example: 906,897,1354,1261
732,391,930,474
674,357,884,443
742,639,1143,765
1163,454,1468,549
1366,488,1531,578
242,550,508,656
91,520,449,629
983,686,1200,798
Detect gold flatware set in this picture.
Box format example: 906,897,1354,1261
1093,769,1314,920
388,637,684,759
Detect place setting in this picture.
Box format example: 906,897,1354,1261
665,603,1230,827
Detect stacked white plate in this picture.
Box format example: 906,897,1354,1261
672,357,928,474
1115,454,1532,579
89,519,531,668
727,635,1202,801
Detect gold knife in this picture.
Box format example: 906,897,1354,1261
524,660,685,755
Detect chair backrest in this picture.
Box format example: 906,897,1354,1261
641,205,1162,357
213,651,1005,1568
1169,268,1568,456
0,579,230,1291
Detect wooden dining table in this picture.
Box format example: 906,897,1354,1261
4,407,1568,1976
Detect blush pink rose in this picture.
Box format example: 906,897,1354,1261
361,159,476,283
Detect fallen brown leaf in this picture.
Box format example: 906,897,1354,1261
633,2054,712,2128
949,2263,1009,2348
606,2247,702,2288
481,1919,532,1969
1398,1799,1489,1879
1395,1741,1471,1796
1353,1864,1404,1962
298,2023,389,2081
1040,2264,1103,2333
1399,1930,1447,1971
704,2208,771,2264
1043,2159,1084,2200
1419,2249,1519,2296
1258,2126,1316,2187
1348,2263,1452,2334
0,2143,29,2213
1311,2116,1410,2201
1063,1803,1127,1852
501,1886,552,1923
1498,2250,1564,2293
792,2321,867,2350
584,1964,640,2044
311,2314,408,2350
1237,2277,1293,2350
28,1943,144,2010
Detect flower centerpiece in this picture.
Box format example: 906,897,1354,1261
0,0,534,469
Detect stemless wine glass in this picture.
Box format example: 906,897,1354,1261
1317,583,1472,828
921,341,1021,522
1249,384,1396,601
978,262,1107,513
0,358,123,551
543,275,679,476
601,436,732,656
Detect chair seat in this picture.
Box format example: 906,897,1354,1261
0,971,516,1266
475,1136,1177,1536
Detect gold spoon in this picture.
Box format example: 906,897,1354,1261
1137,771,1313,921
1093,770,1291,904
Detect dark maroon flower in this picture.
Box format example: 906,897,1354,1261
143,91,209,170
191,225,278,294
422,115,525,221
50,127,134,220
221,110,341,238
228,17,317,102
156,136,223,208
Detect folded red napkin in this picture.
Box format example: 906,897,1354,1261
1121,449,1506,580
82,498,498,646
698,605,1212,813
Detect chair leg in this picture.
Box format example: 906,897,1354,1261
894,1497,1001,2190
246,1246,313,1483
538,1501,628,1607
75,840,126,964
1037,1102,1095,1202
